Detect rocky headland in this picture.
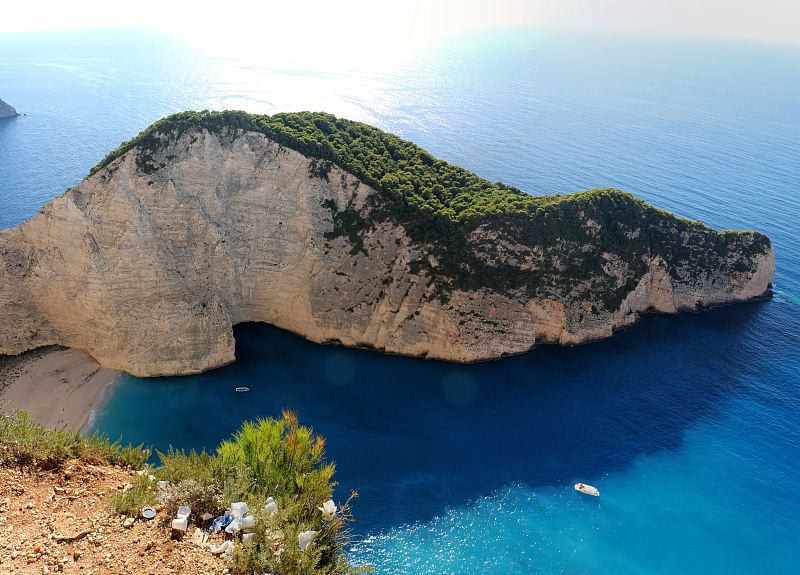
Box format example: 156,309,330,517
0,98,19,118
0,111,775,377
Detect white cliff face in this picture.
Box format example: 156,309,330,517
0,129,775,376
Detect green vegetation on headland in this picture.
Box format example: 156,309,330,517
89,109,527,222
0,407,364,574
90,110,772,311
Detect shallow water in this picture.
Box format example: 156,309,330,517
2,28,800,573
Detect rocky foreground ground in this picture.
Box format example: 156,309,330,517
0,462,229,574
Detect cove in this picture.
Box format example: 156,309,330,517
93,300,768,535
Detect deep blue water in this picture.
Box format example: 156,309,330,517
2,28,800,574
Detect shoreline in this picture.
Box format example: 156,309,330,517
84,370,122,432
0,347,121,432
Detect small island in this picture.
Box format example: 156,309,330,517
0,98,19,118
0,111,774,376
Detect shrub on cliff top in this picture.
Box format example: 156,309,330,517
0,406,150,469
154,410,366,574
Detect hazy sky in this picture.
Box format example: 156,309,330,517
1,1,797,51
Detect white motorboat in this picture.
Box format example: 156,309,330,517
574,482,599,496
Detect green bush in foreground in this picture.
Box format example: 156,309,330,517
155,410,367,574
0,407,149,469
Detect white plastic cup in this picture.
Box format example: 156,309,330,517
230,501,249,519
240,515,256,529
172,517,188,532
263,497,278,515
177,506,191,519
225,518,241,534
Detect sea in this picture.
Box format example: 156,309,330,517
1,27,799,574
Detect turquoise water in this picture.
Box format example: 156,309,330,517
2,28,800,573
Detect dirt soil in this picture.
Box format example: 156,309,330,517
0,461,232,574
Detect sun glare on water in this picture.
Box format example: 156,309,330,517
2,0,542,70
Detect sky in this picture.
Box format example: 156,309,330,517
1,0,797,58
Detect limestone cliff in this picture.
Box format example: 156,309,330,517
0,113,774,376
0,98,19,118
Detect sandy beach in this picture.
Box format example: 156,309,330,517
0,347,120,432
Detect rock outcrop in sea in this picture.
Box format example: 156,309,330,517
0,98,19,118
0,111,775,376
